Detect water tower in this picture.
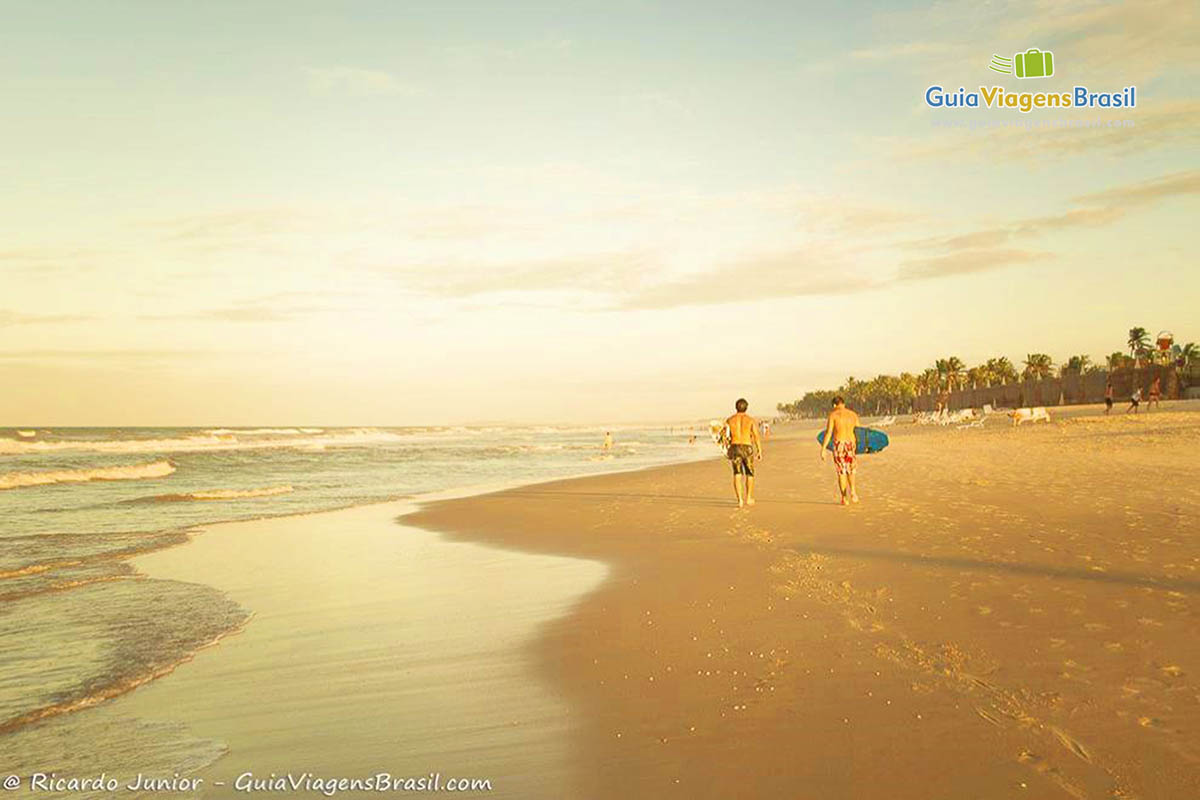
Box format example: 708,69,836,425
1156,331,1174,364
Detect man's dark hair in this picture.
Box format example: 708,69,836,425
735,398,748,412
832,396,845,407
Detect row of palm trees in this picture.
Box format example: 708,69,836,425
777,328,1197,418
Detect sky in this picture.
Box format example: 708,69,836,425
1,0,1197,425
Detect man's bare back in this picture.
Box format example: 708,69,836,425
725,412,761,448
827,406,859,445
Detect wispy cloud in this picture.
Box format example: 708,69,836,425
0,349,220,362
906,169,1200,253
894,101,1200,163
0,310,90,327
849,42,960,61
146,209,315,242
898,248,1051,280
141,301,339,323
1073,168,1200,207
616,248,868,310
0,247,99,274
375,253,644,298
304,66,419,97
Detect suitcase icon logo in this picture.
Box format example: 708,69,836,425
989,48,1055,79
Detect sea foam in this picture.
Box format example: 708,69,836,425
0,460,175,491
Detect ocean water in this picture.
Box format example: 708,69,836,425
0,424,715,764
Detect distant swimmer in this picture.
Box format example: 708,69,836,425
1148,376,1162,410
820,396,860,506
724,398,763,508
1104,380,1114,415
603,431,614,450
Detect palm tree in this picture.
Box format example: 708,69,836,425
989,356,1018,385
944,356,965,390
919,367,939,395
1181,342,1198,365
1063,354,1092,374
1128,327,1149,358
933,359,948,390
1023,353,1054,380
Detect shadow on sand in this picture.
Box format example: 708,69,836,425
786,541,1200,594
507,488,830,509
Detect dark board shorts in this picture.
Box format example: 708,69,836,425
727,444,755,476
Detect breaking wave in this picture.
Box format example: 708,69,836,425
0,460,175,491
140,485,295,502
202,428,324,436
0,429,403,456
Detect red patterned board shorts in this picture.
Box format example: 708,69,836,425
832,440,856,475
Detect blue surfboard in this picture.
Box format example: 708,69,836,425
816,426,889,455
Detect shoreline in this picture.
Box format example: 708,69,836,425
1,440,723,745
71,498,611,799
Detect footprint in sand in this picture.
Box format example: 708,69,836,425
1050,726,1094,764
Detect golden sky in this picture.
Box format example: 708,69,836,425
2,0,1196,424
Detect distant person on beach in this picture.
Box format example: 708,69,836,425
724,398,763,508
1105,381,1114,414
1127,388,1141,414
1148,377,1162,410
820,396,860,506
602,431,614,450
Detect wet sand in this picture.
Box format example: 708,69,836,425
84,500,607,799
406,403,1200,799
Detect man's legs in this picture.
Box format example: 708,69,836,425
746,476,755,506
732,472,745,507
847,471,859,503
836,472,849,504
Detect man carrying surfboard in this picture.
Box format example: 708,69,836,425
820,396,860,506
724,398,763,508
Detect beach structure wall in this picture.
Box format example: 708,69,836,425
910,365,1184,412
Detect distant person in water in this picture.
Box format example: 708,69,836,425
1148,376,1162,410
1104,380,1114,415
602,431,613,450
1127,388,1141,414
821,396,860,506
724,398,763,508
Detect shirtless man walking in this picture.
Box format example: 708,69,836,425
820,396,860,506
724,398,763,508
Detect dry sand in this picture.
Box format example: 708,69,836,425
406,404,1200,799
